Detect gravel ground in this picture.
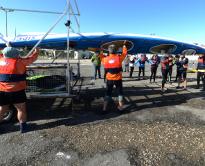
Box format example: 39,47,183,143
1,60,205,166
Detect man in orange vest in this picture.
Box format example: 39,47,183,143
0,46,39,133
196,53,205,90
100,44,127,113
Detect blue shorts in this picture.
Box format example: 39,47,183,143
0,90,27,106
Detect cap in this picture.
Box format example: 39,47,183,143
2,47,20,58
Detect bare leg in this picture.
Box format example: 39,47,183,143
14,102,28,133
103,100,109,111
0,105,9,122
161,83,165,92
14,102,27,123
177,76,181,87
183,79,187,89
118,101,123,107
197,72,201,88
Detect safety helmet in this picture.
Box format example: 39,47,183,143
2,47,20,58
108,44,117,54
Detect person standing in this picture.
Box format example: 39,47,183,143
168,54,174,83
129,55,135,78
135,54,148,80
174,54,180,82
176,54,189,90
149,54,159,83
123,55,130,72
100,44,127,113
91,51,101,79
196,53,205,90
160,55,169,92
0,47,39,133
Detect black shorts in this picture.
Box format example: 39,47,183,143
179,70,187,79
0,90,27,106
106,80,123,97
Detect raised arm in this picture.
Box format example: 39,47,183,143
20,48,39,66
119,45,127,62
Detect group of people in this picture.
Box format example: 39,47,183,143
91,50,192,92
160,54,189,92
91,46,205,114
1,43,205,133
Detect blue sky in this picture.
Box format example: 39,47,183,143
0,0,205,44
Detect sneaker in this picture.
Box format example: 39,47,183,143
176,86,180,89
117,104,130,111
20,122,29,133
161,88,166,92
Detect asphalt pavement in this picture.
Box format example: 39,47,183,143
1,60,205,166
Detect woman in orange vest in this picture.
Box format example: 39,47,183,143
0,47,39,133
100,44,127,113
160,55,169,92
168,54,174,82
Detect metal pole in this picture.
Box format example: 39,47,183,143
25,9,68,57
77,52,80,77
0,7,63,15
74,0,80,15
66,0,71,95
69,3,80,28
73,0,80,32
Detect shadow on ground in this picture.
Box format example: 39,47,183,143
1,83,205,135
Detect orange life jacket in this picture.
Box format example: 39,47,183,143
103,55,122,74
0,57,27,92
198,57,204,64
197,56,205,69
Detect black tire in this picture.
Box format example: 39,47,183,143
3,110,14,122
2,106,17,122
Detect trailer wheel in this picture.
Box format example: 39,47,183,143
2,107,17,122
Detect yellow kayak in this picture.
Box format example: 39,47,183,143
187,68,205,73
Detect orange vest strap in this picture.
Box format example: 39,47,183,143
198,58,204,64
104,55,122,74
